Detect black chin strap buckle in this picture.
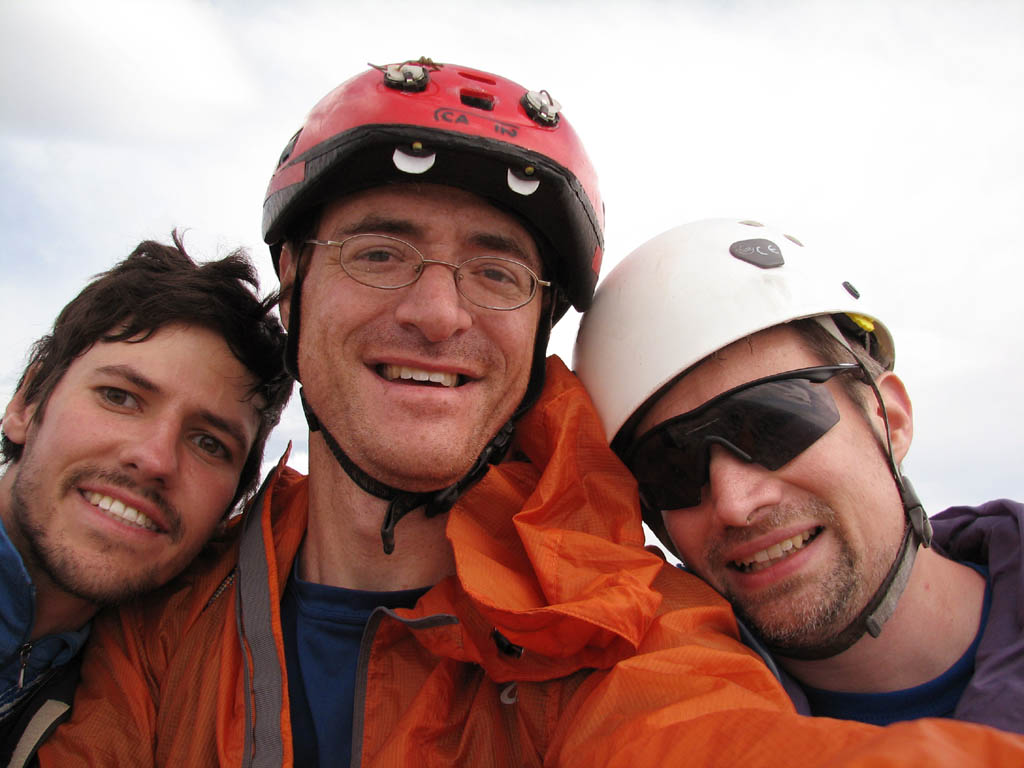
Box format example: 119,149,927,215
380,493,427,555
377,419,518,553
898,474,932,548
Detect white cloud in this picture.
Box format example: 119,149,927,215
0,0,256,143
1,0,1021,519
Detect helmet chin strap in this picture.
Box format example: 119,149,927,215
769,318,933,660
284,249,555,554
297,388,516,554
772,477,931,660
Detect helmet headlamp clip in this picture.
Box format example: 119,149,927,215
522,90,561,126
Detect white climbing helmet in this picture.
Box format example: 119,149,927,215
574,218,894,446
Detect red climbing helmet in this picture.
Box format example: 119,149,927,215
263,57,604,318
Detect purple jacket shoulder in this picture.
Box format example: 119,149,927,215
930,499,1024,733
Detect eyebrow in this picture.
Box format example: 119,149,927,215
468,232,534,266
198,409,251,453
334,217,540,270
95,364,251,452
334,215,421,239
96,364,159,393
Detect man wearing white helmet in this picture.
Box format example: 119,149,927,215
576,218,1023,732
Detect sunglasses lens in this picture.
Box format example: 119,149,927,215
627,374,843,510
630,430,705,510
727,378,841,468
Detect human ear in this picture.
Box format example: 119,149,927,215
875,372,913,464
2,372,41,447
278,244,298,328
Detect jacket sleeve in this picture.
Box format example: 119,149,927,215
546,566,1024,767
34,607,158,767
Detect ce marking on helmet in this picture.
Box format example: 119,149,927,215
729,238,785,269
739,243,779,258
433,108,519,138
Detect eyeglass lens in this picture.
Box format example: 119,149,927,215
334,234,540,309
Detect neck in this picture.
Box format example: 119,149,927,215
0,471,97,640
298,436,455,591
29,578,97,641
779,547,985,692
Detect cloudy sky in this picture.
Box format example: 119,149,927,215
1,0,1021,526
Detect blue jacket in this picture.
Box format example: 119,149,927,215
0,518,89,765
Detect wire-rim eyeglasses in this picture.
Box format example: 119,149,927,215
305,234,550,311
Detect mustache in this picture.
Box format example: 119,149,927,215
706,499,838,563
63,466,181,539
357,323,498,367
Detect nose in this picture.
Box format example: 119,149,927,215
118,418,179,485
393,260,473,342
704,444,782,528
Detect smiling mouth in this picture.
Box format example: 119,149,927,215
378,364,464,388
730,527,823,573
83,490,159,532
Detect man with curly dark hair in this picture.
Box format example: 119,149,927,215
0,232,291,762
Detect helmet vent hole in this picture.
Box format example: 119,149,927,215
460,89,495,111
458,71,498,85
277,129,301,168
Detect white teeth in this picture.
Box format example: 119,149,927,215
85,491,158,531
734,530,815,572
382,364,458,388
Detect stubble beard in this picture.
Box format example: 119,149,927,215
10,459,177,607
311,323,523,493
710,500,868,654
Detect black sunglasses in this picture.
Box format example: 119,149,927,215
625,364,862,511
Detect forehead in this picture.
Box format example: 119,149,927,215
638,325,820,435
317,184,542,269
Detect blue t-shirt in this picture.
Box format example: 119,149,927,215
802,565,992,725
280,562,428,767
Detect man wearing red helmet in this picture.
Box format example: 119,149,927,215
39,63,1024,766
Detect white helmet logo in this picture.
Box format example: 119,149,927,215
729,238,784,269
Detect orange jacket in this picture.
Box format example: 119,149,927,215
38,359,1024,766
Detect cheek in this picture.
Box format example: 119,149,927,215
499,311,541,375
26,405,98,462
179,499,230,551
181,460,242,518
662,512,708,568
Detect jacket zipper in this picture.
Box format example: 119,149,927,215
17,642,32,688
350,611,381,768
